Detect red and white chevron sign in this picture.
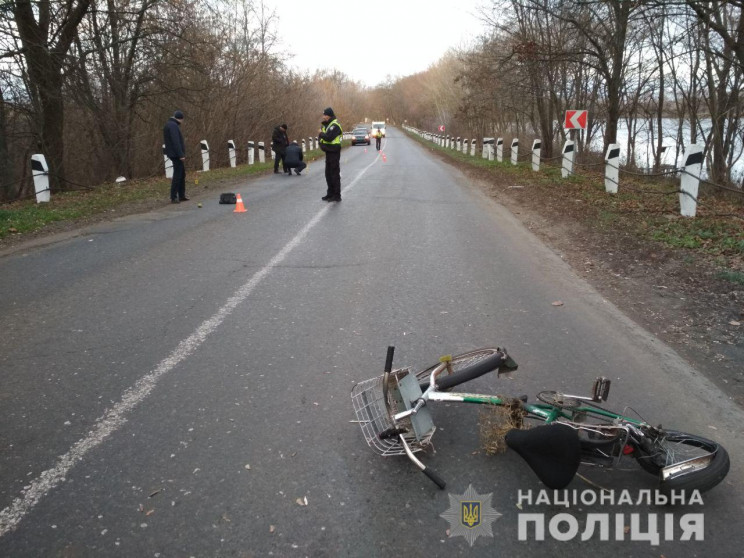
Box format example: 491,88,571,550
564,110,588,130
438,125,445,132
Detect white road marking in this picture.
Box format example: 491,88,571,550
0,153,380,537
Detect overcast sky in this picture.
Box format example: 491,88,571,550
262,0,490,87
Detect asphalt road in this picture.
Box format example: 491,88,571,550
1,128,742,556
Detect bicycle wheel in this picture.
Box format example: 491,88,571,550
415,348,503,391
635,430,730,495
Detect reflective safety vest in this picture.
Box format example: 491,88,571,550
320,119,343,146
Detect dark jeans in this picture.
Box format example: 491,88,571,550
287,161,307,174
376,136,382,151
170,158,186,200
274,149,287,172
324,150,341,198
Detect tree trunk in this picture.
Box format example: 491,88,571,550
38,73,66,192
13,0,92,192
0,88,14,200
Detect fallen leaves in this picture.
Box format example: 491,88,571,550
296,496,309,506
552,301,564,307
729,320,741,326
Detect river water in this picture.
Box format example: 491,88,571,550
587,117,743,182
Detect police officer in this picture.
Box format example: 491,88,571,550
318,107,343,202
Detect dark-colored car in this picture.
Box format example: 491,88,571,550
351,128,371,146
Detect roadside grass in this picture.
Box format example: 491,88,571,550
716,270,744,285
409,131,744,273
0,148,327,240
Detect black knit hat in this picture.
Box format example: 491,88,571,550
323,107,335,117
281,123,288,130
174,110,184,119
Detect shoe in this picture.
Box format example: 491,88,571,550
274,170,280,174
171,199,180,204
295,170,301,175
321,195,330,201
180,197,190,201
329,196,342,202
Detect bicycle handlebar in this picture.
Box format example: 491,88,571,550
384,346,395,373
422,466,447,489
435,352,507,390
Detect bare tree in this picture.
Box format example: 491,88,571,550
66,0,164,179
0,82,13,198
12,0,92,191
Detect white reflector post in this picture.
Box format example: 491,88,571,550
496,138,503,163
302,139,306,153
562,140,575,178
485,138,495,161
462,138,468,154
258,141,265,163
314,138,318,150
605,143,620,194
163,144,173,178
31,154,50,203
470,138,476,157
228,140,237,168
248,141,255,165
680,144,703,217
531,139,541,172
511,138,519,166
200,140,210,171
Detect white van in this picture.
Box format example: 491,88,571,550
371,121,386,137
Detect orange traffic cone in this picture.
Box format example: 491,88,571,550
382,153,387,162
234,193,247,213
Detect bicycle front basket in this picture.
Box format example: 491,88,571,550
351,369,434,457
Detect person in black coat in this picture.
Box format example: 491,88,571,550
271,124,289,174
284,141,307,175
163,110,188,202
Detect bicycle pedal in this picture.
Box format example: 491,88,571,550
591,377,611,402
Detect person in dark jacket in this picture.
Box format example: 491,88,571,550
271,124,289,174
318,107,343,201
163,110,188,203
284,141,307,175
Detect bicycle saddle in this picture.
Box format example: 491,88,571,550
505,424,581,489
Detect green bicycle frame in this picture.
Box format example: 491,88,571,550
424,390,647,426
